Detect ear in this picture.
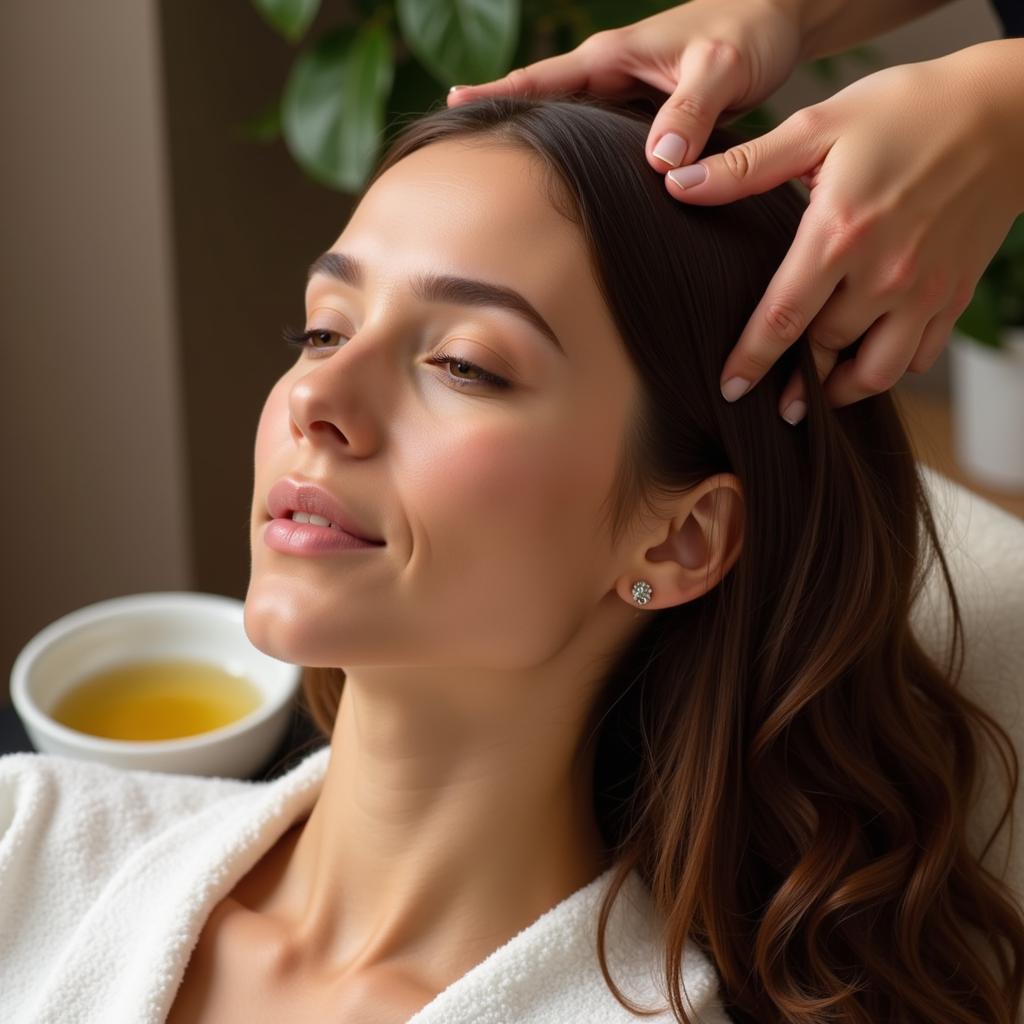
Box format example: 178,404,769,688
616,473,744,611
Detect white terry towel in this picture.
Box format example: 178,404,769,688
0,744,732,1023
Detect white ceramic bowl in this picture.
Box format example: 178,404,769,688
10,591,302,779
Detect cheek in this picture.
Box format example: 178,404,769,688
407,417,612,567
402,419,618,665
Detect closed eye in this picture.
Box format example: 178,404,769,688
279,326,512,390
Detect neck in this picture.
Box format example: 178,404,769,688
244,664,611,988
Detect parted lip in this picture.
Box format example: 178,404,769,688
266,477,385,544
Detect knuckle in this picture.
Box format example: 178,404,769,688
854,362,900,395
762,300,806,343
722,143,755,181
738,348,777,376
916,267,952,309
700,38,743,71
807,324,847,351
504,66,532,91
672,93,709,123
788,104,827,140
874,248,920,297
818,209,874,265
579,29,618,59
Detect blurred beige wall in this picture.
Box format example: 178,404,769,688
0,0,1006,706
0,0,349,708
1,0,189,705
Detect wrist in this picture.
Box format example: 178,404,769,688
942,40,1024,211
761,0,840,63
764,0,958,64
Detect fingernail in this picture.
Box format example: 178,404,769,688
720,376,750,402
667,163,708,189
781,400,807,425
652,132,687,169
449,85,468,93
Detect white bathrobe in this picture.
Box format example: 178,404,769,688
0,743,734,1024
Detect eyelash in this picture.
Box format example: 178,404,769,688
280,326,512,390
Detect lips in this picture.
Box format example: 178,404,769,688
266,478,385,544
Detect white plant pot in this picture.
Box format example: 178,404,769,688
949,327,1024,491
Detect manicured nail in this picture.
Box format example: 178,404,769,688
449,85,468,93
720,376,750,402
652,132,687,168
781,400,807,425
667,163,708,189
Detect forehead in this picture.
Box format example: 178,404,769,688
316,140,598,317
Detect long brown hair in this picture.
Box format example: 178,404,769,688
297,95,1023,1022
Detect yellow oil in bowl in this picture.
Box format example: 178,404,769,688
49,658,264,741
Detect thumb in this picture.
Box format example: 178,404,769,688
665,107,830,205
647,47,751,173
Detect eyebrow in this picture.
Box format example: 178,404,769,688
306,251,565,356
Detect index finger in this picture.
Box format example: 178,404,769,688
719,212,845,402
446,34,637,105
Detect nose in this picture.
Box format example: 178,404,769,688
287,335,391,455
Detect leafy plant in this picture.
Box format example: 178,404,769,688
243,0,879,193
954,215,1024,349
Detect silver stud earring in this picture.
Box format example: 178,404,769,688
631,580,653,606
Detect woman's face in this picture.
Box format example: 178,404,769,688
246,139,643,673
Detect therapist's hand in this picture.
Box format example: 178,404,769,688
451,11,1024,424
661,40,1024,422
449,0,802,176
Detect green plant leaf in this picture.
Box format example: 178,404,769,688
282,23,395,193
803,46,881,86
729,103,776,135
967,214,1024,336
396,0,520,87
806,56,840,84
568,0,677,35
956,276,1003,348
251,0,321,43
846,44,882,70
384,52,447,139
999,213,1024,258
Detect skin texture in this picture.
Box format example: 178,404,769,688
231,138,744,1005
448,4,1024,423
